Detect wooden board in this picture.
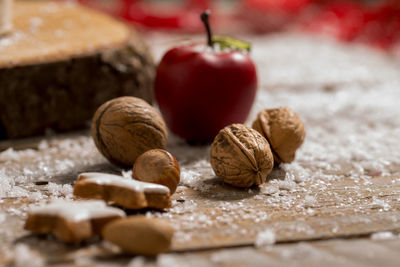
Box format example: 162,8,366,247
2,29,400,266
0,133,400,265
0,1,130,68
0,1,155,139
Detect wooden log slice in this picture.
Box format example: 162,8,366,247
0,1,154,139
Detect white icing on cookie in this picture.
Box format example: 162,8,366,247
29,199,125,222
77,172,170,194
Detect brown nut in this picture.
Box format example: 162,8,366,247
91,96,168,167
210,124,274,188
252,107,305,164
133,149,180,194
102,216,174,256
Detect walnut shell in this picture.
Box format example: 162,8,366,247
210,124,274,188
252,107,305,164
133,149,180,194
91,96,168,167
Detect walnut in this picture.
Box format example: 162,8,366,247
210,124,274,188
133,149,180,194
91,96,168,167
252,107,305,164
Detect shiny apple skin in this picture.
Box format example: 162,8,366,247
154,44,258,143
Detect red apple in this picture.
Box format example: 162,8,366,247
154,11,257,143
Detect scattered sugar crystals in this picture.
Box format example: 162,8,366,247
260,184,279,195
44,183,73,199
127,256,146,267
179,160,217,192
2,33,400,262
370,197,391,212
276,179,296,191
304,195,316,207
307,208,315,216
12,244,45,267
370,231,398,240
0,136,104,199
255,229,276,248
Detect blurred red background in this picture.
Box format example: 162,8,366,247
67,0,400,50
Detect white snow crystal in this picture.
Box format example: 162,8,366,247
13,244,45,267
157,254,181,267
371,197,391,211
304,195,316,207
255,229,276,248
44,183,73,198
127,256,145,267
371,231,397,240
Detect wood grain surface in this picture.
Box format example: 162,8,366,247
2,29,400,266
0,1,130,68
0,133,399,265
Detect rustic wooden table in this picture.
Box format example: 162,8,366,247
1,33,400,266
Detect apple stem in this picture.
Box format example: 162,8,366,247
200,10,213,48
